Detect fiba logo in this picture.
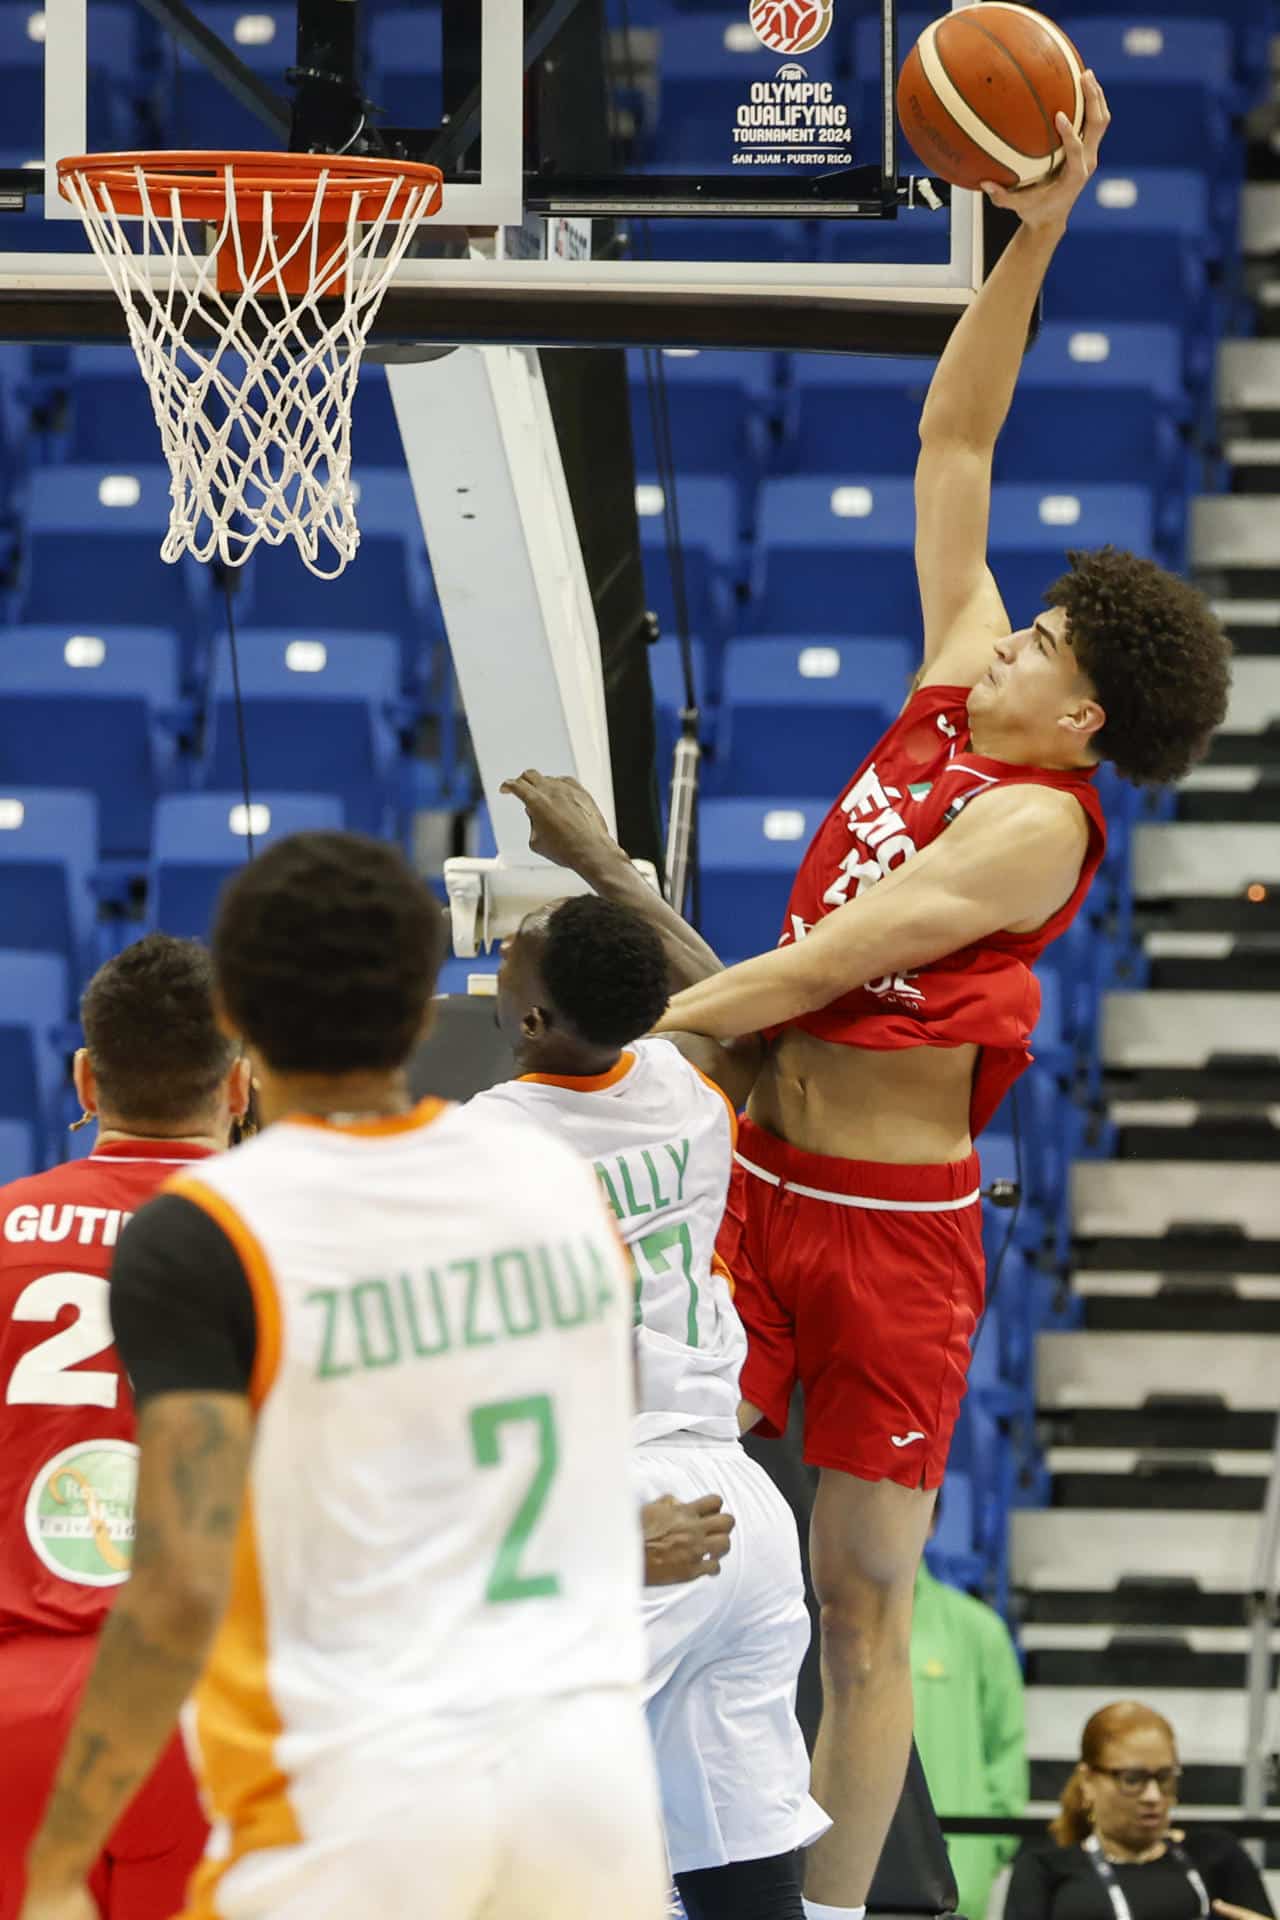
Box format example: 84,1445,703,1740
748,0,834,55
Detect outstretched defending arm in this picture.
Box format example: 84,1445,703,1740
914,71,1110,691
502,771,724,992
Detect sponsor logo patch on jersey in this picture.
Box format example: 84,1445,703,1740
25,1438,138,1586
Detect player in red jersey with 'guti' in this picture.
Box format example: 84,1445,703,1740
0,935,250,1920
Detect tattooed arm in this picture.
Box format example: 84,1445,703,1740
21,1392,252,1916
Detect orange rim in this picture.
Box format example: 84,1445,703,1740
56,149,444,223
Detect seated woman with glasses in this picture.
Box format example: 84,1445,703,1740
1005,1700,1273,1920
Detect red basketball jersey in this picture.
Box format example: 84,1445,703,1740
0,1139,216,1637
774,682,1108,1136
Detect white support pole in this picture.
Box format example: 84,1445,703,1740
388,346,648,956
44,0,88,220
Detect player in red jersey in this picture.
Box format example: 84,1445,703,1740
500,73,1233,1920
0,935,250,1920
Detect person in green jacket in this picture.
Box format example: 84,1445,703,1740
912,1536,1029,1920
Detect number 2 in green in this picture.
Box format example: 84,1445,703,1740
468,1393,562,1604
636,1221,699,1347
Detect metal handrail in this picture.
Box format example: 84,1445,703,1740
1242,1407,1280,1846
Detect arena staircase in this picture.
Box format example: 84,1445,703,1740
1012,76,1280,1827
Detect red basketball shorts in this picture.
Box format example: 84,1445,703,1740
717,1117,986,1489
0,1631,207,1920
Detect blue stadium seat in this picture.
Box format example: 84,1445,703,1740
0,1117,36,1184
0,626,182,858
368,9,443,130
781,354,928,477
987,483,1154,618
206,629,402,835
0,950,70,1161
1045,170,1216,373
784,326,1187,513
627,349,776,481
158,3,295,148
243,469,431,681
149,792,345,941
648,638,712,791
753,475,918,634
697,796,824,956
0,789,98,973
434,956,499,997
19,467,206,646
923,1469,984,1591
61,347,165,465
636,475,740,639
718,636,912,795
997,323,1187,537
1059,18,1235,174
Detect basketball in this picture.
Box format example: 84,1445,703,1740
897,5,1086,193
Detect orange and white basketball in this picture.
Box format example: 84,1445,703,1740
896,5,1085,193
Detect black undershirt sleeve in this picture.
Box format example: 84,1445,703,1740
110,1192,257,1405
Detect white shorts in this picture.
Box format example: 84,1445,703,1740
631,1437,830,1875
197,1689,668,1920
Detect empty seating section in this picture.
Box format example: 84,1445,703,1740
149,792,345,941
0,0,1260,1610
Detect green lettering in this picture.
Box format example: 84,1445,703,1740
593,1161,625,1221
458,1259,495,1347
618,1156,651,1218
641,1148,670,1212
306,1288,353,1380
542,1244,587,1328
352,1280,400,1369
664,1138,690,1202
400,1269,451,1358
495,1249,541,1338
584,1237,617,1318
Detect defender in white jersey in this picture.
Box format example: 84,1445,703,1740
19,834,668,1920
475,896,827,1920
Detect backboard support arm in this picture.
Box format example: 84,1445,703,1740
387,346,656,957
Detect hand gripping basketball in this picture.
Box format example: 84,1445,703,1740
982,68,1111,229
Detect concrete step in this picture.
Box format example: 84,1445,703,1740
1038,1330,1280,1409
1144,929,1280,990
1024,1685,1249,1766
1073,1272,1280,1300
1103,991,1280,1069
1133,823,1280,900
1193,495,1280,592
1072,1162,1280,1240
1243,183,1280,258
1012,1509,1260,1592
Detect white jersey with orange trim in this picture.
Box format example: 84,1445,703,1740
473,1040,746,1446
156,1097,647,1903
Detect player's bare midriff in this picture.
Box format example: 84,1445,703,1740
747,1026,978,1167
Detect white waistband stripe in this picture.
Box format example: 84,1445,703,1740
735,1152,981,1213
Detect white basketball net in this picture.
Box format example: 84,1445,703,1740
59,158,440,579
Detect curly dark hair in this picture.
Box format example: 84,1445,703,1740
1045,547,1232,786
538,896,670,1049
212,832,448,1073
81,933,236,1126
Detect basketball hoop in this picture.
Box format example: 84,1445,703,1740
57,151,444,578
